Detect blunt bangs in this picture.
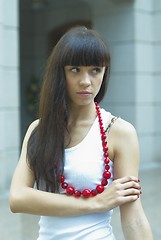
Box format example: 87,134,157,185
57,27,110,67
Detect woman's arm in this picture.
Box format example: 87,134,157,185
9,120,96,216
10,120,142,217
111,118,153,240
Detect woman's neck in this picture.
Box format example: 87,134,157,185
65,102,98,148
68,102,97,124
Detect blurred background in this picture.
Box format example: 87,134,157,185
0,0,161,239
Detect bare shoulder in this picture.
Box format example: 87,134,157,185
28,119,39,132
108,117,139,158
19,119,39,162
23,119,39,143
111,117,137,138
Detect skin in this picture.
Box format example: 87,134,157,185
10,66,153,240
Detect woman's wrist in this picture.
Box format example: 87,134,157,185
76,195,104,214
88,194,110,213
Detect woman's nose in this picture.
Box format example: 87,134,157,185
79,72,91,86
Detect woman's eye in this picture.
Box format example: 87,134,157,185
71,67,79,73
92,68,101,74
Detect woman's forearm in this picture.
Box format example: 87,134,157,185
10,187,99,216
122,216,153,240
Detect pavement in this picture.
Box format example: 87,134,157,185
0,164,161,240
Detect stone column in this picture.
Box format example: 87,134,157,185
134,0,161,166
153,0,161,164
0,0,20,193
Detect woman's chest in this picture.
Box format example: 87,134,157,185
61,133,114,192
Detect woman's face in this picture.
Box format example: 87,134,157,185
64,66,105,107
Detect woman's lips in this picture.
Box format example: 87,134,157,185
77,92,92,98
77,91,92,96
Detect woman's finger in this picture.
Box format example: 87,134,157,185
115,176,139,184
121,188,141,196
121,181,141,190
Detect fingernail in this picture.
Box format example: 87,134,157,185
138,179,140,182
140,191,142,194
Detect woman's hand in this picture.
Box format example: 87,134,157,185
94,176,141,212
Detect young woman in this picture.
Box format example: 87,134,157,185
10,26,153,240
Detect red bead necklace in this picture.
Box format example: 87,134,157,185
58,102,111,198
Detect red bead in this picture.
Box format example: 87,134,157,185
53,162,58,169
101,134,107,140
61,182,68,189
61,176,65,182
58,175,64,182
66,186,75,195
104,152,108,158
91,189,97,196
104,157,110,164
96,185,104,193
103,146,108,152
99,120,103,125
102,141,107,147
74,190,81,198
95,102,99,108
105,165,110,171
82,189,91,198
100,128,104,134
99,116,102,121
101,178,108,186
103,171,111,179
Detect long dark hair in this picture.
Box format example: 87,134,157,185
27,26,111,192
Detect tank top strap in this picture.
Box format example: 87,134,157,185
97,108,119,135
105,116,119,134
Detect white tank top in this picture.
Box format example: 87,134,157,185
37,109,116,240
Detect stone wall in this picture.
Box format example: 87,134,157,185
92,0,161,166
